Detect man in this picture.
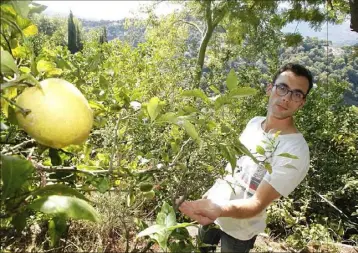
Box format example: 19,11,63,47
178,63,313,253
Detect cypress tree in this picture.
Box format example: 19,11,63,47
67,11,78,54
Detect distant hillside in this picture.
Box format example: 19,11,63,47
282,20,358,46
80,18,358,47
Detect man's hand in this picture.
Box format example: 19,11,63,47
178,199,223,225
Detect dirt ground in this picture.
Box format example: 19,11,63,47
186,226,358,253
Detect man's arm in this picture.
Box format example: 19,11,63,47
219,180,281,219
178,180,281,225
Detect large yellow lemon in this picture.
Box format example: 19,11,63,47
15,78,93,149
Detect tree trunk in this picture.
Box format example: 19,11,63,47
194,27,214,88
350,0,358,33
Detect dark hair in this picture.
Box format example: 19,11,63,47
272,63,313,95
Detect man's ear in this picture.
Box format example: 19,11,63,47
266,84,273,95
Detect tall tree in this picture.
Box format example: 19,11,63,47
99,26,108,44
67,10,78,54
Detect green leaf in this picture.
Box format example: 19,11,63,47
219,144,236,174
19,66,31,73
157,202,177,227
0,155,34,199
96,177,110,193
264,162,272,174
228,87,257,97
99,75,109,89
256,145,265,155
22,24,38,37
77,164,101,171
284,33,303,47
181,89,209,103
139,182,154,192
31,184,89,201
127,191,135,207
47,68,63,77
226,69,238,91
48,216,67,247
36,59,55,73
166,222,194,231
28,195,100,222
49,148,62,166
147,97,160,121
1,50,18,74
209,85,220,94
156,112,177,124
213,94,231,110
11,1,30,17
277,153,299,159
179,120,200,144
137,224,166,237
233,139,259,164
11,211,28,232
28,2,47,15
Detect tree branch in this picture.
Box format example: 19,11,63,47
1,139,36,154
0,31,13,57
176,19,203,35
34,163,110,176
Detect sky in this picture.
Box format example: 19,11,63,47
35,1,182,20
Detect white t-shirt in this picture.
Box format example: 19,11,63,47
206,116,310,240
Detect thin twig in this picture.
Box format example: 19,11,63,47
170,138,191,166
1,82,28,90
0,32,13,57
1,139,36,154
0,95,31,116
34,163,110,176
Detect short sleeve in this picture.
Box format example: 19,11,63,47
263,139,310,198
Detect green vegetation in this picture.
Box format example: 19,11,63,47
1,0,357,252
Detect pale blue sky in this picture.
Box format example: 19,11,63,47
35,1,182,20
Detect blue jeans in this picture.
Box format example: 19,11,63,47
198,224,257,253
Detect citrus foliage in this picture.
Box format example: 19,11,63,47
1,0,357,252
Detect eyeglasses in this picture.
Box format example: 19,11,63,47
273,83,306,102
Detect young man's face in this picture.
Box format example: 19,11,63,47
267,70,310,119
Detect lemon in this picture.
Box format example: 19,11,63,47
15,78,93,149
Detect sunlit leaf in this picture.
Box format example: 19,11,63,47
29,195,100,222
37,59,55,73
11,1,30,17
1,50,18,73
147,97,160,121
31,184,89,201
228,87,257,97
180,120,200,144
137,224,166,237
181,89,209,103
256,145,265,155
22,24,38,37
226,69,238,91
264,162,272,174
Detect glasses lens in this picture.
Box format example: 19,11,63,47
276,84,287,96
292,92,304,102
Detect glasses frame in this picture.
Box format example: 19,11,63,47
273,83,307,102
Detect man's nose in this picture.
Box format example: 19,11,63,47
282,91,292,102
